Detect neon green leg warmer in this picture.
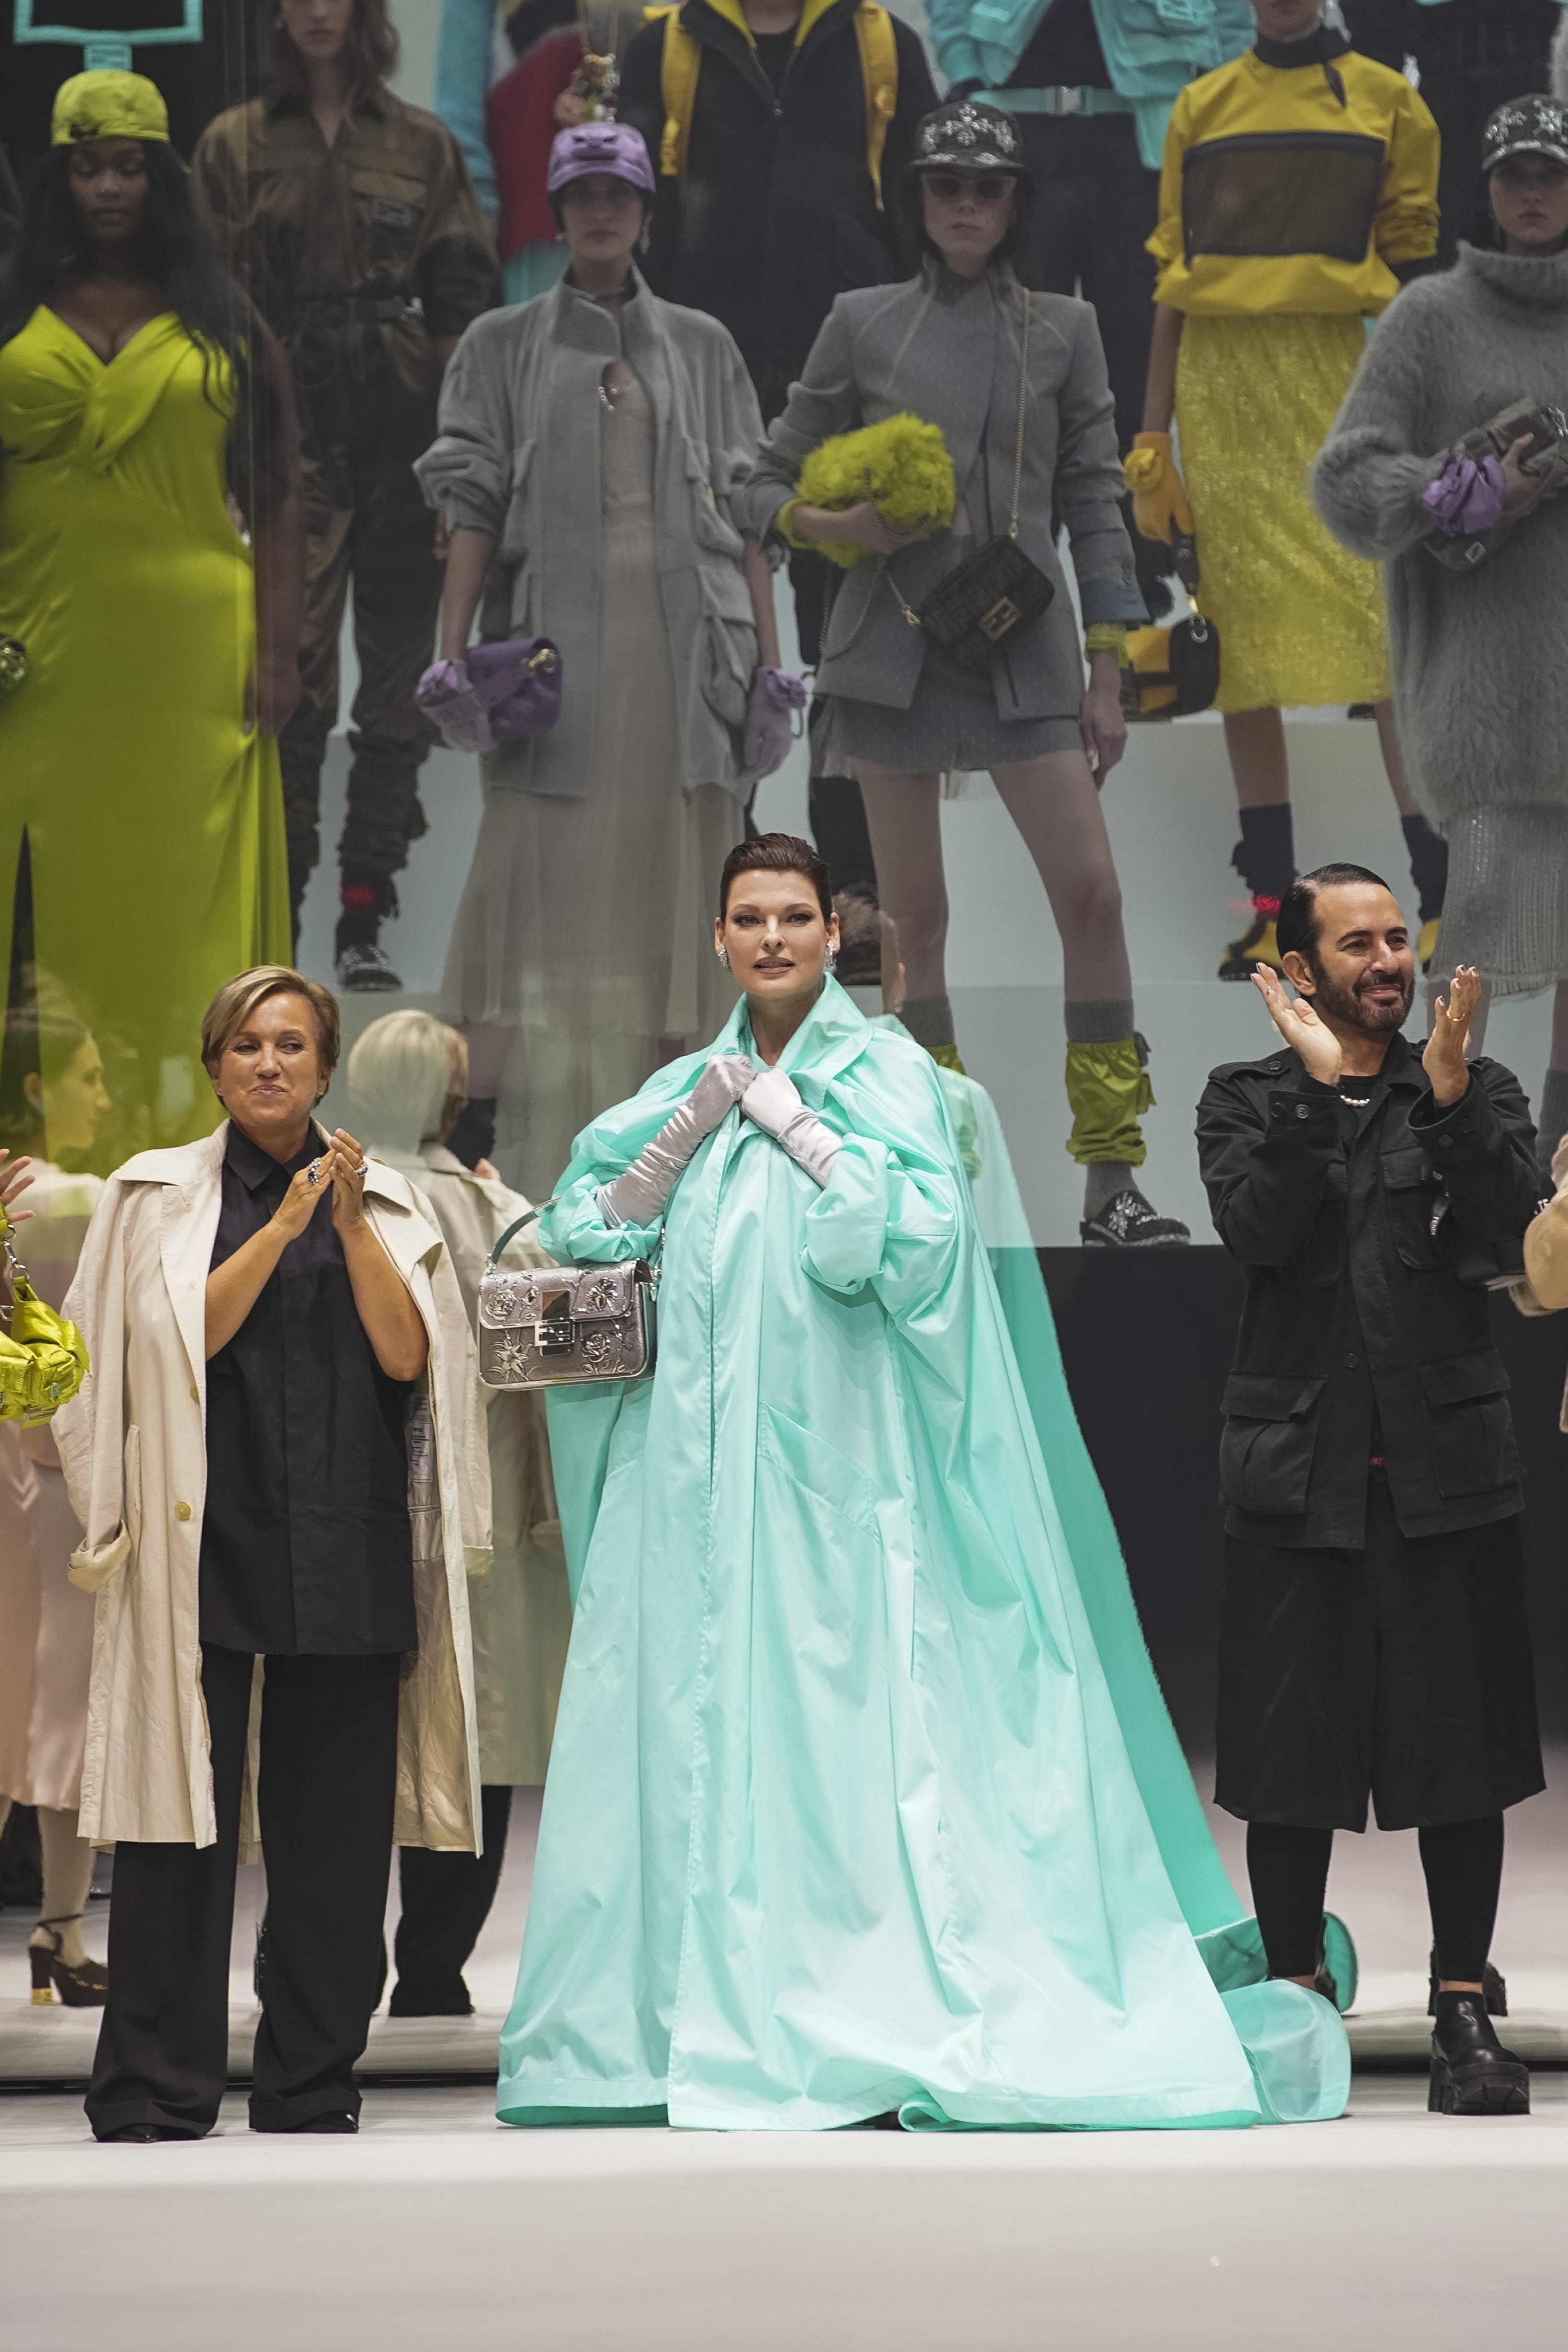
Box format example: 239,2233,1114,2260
1064,1036,1153,1167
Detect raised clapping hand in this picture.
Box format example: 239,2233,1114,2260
268,1129,367,1246
1422,965,1481,1108
1250,965,1343,1087
0,1149,36,1229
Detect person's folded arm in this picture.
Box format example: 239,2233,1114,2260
1196,1069,1345,1266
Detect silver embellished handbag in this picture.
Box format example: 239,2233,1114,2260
477,1210,657,1390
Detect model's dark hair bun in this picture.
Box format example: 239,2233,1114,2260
719,833,833,921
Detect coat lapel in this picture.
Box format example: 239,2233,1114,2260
157,1127,228,1395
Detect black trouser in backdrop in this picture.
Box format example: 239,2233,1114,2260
86,1644,401,2140
1017,108,1175,614
391,1782,513,2015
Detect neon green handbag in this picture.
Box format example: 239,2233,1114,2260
0,1203,88,1424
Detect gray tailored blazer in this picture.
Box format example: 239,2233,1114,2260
414,270,763,798
735,262,1145,718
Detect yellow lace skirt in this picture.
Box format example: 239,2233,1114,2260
1175,313,1391,713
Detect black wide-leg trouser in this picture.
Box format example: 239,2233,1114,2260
86,1644,401,2140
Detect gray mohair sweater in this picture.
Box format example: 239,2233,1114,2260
1311,242,1568,827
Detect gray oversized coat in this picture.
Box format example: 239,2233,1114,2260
734,262,1145,718
1313,243,1568,827
416,271,764,797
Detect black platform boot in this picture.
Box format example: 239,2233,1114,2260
1428,1990,1530,2116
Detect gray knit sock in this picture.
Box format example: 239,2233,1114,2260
1063,997,1136,1045
1536,1067,1568,1183
900,993,957,1051
1083,1160,1143,1220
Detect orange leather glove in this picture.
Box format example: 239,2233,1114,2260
1124,432,1195,545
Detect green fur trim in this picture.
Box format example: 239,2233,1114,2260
795,413,957,570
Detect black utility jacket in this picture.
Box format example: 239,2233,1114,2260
619,0,937,403
1197,1035,1540,1550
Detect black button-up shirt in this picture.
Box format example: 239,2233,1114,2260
1197,1034,1541,1549
199,1125,417,1656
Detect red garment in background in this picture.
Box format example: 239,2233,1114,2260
487,27,586,259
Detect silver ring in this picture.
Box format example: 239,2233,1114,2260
353,1160,368,1177
306,1158,322,1186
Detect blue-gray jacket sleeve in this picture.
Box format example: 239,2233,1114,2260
414,318,511,536
1054,304,1146,626
731,299,862,544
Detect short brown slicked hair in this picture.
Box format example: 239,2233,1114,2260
201,966,341,1080
719,832,833,921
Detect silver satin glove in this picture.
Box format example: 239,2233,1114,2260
741,1067,842,1188
597,1054,756,1226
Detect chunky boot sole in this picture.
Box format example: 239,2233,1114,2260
1428,2054,1530,2116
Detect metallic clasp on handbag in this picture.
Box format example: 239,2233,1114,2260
533,1281,578,1354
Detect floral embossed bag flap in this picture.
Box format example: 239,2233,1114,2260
477,1209,656,1389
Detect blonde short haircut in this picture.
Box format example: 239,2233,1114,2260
346,1010,465,1155
200,966,341,1080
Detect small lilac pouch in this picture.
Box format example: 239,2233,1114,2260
1422,452,1506,538
741,665,809,784
416,638,562,753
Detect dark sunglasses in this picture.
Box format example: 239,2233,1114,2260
920,170,1015,203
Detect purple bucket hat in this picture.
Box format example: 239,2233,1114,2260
547,121,655,199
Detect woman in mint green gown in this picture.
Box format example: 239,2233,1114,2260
498,835,1350,2132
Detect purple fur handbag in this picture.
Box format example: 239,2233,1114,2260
416,638,562,753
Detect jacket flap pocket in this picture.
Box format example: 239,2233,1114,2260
1221,1372,1327,1422
1381,1146,1432,1190
1418,1350,1511,1407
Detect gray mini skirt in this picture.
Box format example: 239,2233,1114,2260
831,645,1081,774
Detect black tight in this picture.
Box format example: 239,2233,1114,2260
1246,1815,1505,1982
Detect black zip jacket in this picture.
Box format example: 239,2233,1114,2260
1197,1034,1540,1550
618,0,938,402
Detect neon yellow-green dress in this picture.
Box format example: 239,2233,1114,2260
0,307,290,1171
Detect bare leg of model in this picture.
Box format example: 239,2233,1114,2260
1376,699,1447,965
851,766,951,1048
1220,708,1294,979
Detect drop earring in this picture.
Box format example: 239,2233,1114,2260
716,944,731,969
824,942,839,973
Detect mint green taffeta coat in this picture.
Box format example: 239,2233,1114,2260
498,981,1348,2131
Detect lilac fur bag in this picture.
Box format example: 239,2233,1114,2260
416,638,562,753
741,665,809,784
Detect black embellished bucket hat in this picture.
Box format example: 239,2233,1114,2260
905,99,1034,195
1482,94,1568,175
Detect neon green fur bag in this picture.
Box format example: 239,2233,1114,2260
0,1202,88,1423
794,413,956,569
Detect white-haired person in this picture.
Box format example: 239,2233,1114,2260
347,1009,570,2017
56,966,489,2141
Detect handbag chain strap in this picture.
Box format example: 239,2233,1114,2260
885,285,1031,630
0,1201,32,1327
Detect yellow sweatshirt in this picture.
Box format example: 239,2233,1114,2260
1147,46,1439,319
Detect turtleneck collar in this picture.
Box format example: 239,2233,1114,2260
1458,238,1568,309
1253,19,1351,105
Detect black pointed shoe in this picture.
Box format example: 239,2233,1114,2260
1080,1190,1191,1249
1427,1952,1508,2017
1428,1991,1530,2116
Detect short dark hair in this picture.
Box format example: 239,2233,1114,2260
1276,863,1394,963
892,168,1035,278
718,833,832,921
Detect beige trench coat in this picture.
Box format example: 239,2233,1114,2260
374,1145,572,1785
53,1125,491,1857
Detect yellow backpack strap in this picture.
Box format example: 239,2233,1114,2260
656,6,702,181
854,2,898,211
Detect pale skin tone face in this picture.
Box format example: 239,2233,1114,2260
24,1036,112,1157
715,871,840,1066
204,990,426,1378
1250,0,1323,41
558,174,645,295
1251,882,1475,1097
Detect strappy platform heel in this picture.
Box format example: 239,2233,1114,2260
29,1913,109,2007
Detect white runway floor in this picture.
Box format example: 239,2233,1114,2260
2,1770,1564,2346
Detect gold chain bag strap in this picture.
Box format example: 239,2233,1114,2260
0,1201,89,1423
477,1204,657,1389
888,287,1055,675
